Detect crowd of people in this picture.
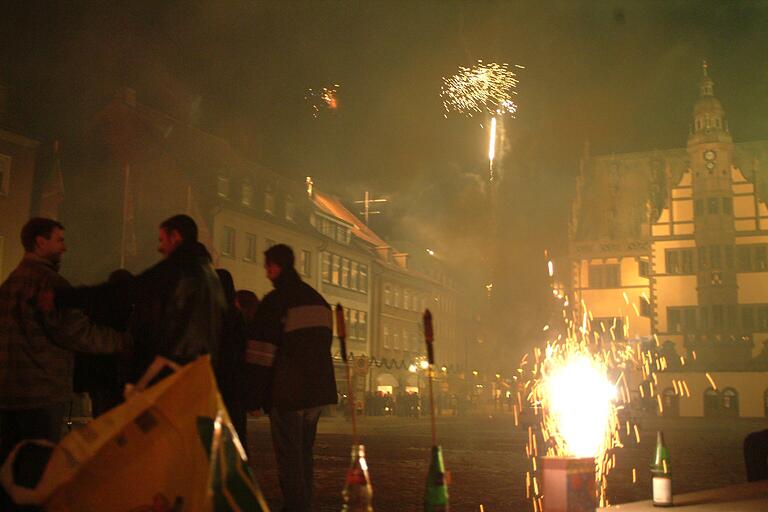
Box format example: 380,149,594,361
0,214,337,512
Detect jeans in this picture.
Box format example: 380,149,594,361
0,403,65,511
269,406,323,512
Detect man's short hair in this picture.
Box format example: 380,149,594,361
21,218,65,252
264,244,295,269
159,214,198,242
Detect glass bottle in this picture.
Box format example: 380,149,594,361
651,431,672,507
341,444,373,512
424,445,449,512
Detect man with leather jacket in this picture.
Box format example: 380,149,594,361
128,214,226,383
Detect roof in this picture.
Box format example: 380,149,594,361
313,190,389,248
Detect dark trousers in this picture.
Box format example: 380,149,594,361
269,406,323,512
745,429,768,481
0,404,65,511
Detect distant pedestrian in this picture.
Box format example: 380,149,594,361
215,268,249,447
128,214,226,383
0,218,127,509
245,244,337,512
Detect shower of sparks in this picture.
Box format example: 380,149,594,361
305,84,340,118
488,116,498,179
441,61,521,118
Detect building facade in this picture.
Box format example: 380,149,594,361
570,63,768,417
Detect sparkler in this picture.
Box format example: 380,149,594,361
305,84,340,118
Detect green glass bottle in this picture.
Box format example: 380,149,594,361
650,431,672,507
341,444,373,512
424,445,449,512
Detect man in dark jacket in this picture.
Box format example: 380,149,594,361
128,214,226,382
0,218,127,507
245,244,337,512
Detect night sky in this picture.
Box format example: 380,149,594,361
3,1,768,351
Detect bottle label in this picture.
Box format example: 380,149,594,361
652,477,672,505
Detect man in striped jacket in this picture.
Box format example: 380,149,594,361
246,244,337,512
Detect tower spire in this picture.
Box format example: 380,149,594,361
699,59,714,97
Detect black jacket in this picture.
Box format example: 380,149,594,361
129,241,226,382
245,268,337,411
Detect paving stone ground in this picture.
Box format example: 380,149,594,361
246,413,766,512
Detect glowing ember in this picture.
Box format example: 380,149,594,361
305,84,340,118
540,353,616,458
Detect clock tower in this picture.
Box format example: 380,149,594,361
686,61,740,353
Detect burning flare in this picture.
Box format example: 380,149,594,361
540,353,616,458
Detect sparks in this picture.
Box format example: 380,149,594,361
305,84,340,118
441,61,520,118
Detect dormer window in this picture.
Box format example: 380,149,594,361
217,176,229,198
241,182,253,206
264,186,275,214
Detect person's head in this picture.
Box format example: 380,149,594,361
158,214,198,257
264,244,294,282
21,217,66,264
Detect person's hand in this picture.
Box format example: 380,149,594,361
37,288,55,313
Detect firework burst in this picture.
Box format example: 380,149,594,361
305,84,340,118
440,61,521,118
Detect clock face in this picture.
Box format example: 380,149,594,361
703,150,716,161
706,161,715,170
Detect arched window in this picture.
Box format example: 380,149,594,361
661,388,679,417
721,388,739,418
384,285,391,306
703,387,719,417
264,186,275,214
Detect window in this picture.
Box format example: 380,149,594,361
639,297,651,317
638,259,649,278
700,306,710,331
299,250,311,277
666,250,679,274
698,246,709,270
704,388,719,417
349,310,358,340
722,197,733,214
394,288,401,308
743,306,755,331
221,226,235,257
736,245,768,272
712,305,724,331
339,258,348,287
588,264,620,288
668,308,682,333
350,261,359,291
322,252,331,282
217,175,229,198
331,254,341,285
724,245,734,269
402,330,409,353
264,187,275,214
727,304,738,330
384,285,391,305
759,306,768,331
383,326,390,348
661,388,679,417
404,289,411,310
721,388,739,417
285,195,295,221
359,265,368,293
683,308,697,332
664,248,695,275
707,198,719,214
241,182,253,206
0,155,10,196
244,233,257,261
358,312,367,341
710,245,721,269
393,332,400,350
